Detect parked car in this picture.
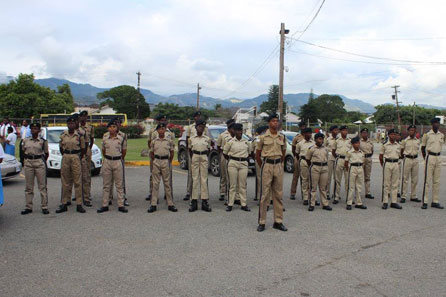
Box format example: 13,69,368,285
281,131,297,173
1,154,22,180
41,127,102,176
178,125,255,176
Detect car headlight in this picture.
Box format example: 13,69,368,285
51,149,62,156
92,148,100,155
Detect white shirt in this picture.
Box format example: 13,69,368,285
6,133,17,145
0,123,16,137
20,126,31,138
0,144,5,158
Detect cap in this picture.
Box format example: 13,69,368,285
107,120,117,127
407,125,417,130
228,122,236,129
195,119,206,126
266,114,279,122
155,114,166,121
340,125,348,130
192,111,201,117
156,123,166,130
360,128,368,133
29,122,41,128
351,136,360,144
314,132,325,139
232,123,243,131
255,126,268,135
66,116,76,123
79,110,88,116
303,127,313,134
226,119,235,126
388,128,398,135
298,121,306,127
431,117,440,124
329,125,338,131
71,113,79,120
113,117,122,124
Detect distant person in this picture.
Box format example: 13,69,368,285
0,144,5,206
20,120,31,139
5,127,17,156
0,117,16,149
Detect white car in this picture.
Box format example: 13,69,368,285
281,131,297,173
41,127,102,175
1,153,22,180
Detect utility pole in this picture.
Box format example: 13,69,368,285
136,71,141,121
412,101,416,125
278,22,289,123
196,83,201,110
391,85,402,128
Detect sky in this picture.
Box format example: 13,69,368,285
1,0,446,107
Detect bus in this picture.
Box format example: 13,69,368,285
40,113,128,127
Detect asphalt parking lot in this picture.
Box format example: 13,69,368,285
1,164,446,297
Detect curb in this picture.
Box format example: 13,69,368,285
125,160,180,166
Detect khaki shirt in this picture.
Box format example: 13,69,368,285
189,135,211,152
151,137,174,157
59,130,85,151
186,123,209,138
291,133,304,147
79,123,94,144
334,137,351,157
346,149,365,164
306,145,328,163
149,127,175,143
217,130,233,149
401,136,420,156
380,141,401,159
102,133,125,157
296,139,314,158
421,129,444,154
359,138,373,155
256,129,285,158
103,130,127,150
324,135,337,161
223,137,252,158
22,137,48,156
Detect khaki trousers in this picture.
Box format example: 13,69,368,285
255,161,261,200
401,157,419,199
258,161,284,225
310,164,329,207
290,157,300,196
186,153,193,196
24,159,48,210
81,147,92,202
326,159,335,197
334,158,348,201
300,159,310,201
363,157,372,195
61,154,82,205
382,162,399,204
347,166,364,206
397,159,403,193
191,154,208,200
102,159,124,207
151,159,174,206
422,155,441,204
228,160,248,206
219,154,227,196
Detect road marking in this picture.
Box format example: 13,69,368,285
19,173,25,178
173,169,187,175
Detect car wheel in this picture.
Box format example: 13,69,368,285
210,153,220,177
285,155,294,173
179,149,188,170
92,168,101,176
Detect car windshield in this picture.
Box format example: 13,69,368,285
209,128,226,139
47,130,65,143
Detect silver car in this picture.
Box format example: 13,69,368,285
1,153,22,180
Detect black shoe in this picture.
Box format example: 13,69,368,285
72,197,76,201
355,204,367,209
226,206,232,212
118,207,128,213
219,195,225,201
390,203,402,209
346,205,352,210
21,209,32,215
147,205,157,213
400,198,406,203
66,201,72,206
315,201,320,206
108,201,112,206
421,203,428,209
241,206,251,212
273,222,288,231
55,204,68,213
234,200,241,205
189,200,198,212
308,206,314,211
382,203,388,209
365,194,375,199
327,195,331,201
183,195,190,201
257,224,265,232
397,193,401,198
145,194,151,201
168,205,178,212
201,200,212,212
76,205,86,213
290,195,296,200
124,200,130,207
97,207,109,213
431,203,444,209
323,205,332,211
83,201,93,207
333,200,339,205
303,200,309,206
42,209,49,215
410,198,421,203
253,197,258,201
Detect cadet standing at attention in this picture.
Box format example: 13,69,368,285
333,125,351,204
359,128,374,199
223,123,252,212
97,120,128,213
148,123,177,213
253,126,268,201
56,116,86,214
216,119,235,201
296,127,314,205
421,118,444,209
396,132,403,198
78,110,94,207
324,125,339,200
345,137,367,210
306,132,332,212
188,119,212,212
20,122,49,215
289,121,306,200
256,114,287,232
379,129,402,210
400,125,421,204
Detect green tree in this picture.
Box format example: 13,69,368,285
374,104,443,125
215,103,222,111
260,85,286,115
299,93,347,123
151,103,218,121
97,85,150,119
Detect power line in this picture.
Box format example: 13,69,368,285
287,0,326,47
304,37,446,42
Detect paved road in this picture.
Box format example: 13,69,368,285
1,165,445,297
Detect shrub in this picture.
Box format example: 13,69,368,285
94,124,144,139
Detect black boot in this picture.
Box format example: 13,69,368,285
42,209,50,215
234,200,241,205
118,207,128,213
219,195,225,201
83,201,93,207
124,199,130,207
431,203,444,209
400,198,406,203
147,205,157,213
303,200,309,206
189,199,198,212
76,205,86,213
145,194,151,201
390,203,402,209
421,203,428,209
365,194,375,199
257,224,265,232
168,205,178,212
202,200,212,212
241,206,251,212
21,209,32,215
382,203,388,209
183,194,190,201
290,195,296,200
55,204,68,213
410,198,421,202
322,205,332,211
226,206,232,212
97,206,109,213
273,222,288,231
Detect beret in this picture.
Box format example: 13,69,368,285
267,114,279,122
66,116,76,123
195,119,206,126
302,127,313,134
314,132,324,139
351,136,360,144
30,122,41,128
79,110,88,116
298,121,306,127
232,123,243,131
431,118,440,124
192,111,201,117
255,126,268,134
156,123,166,130
155,114,166,121
228,122,236,129
107,120,117,127
226,119,235,126
388,128,398,135
407,125,416,130
360,128,368,133
339,125,348,130
329,125,338,131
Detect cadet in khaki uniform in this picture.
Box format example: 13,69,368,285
56,117,86,214
289,121,306,200
148,123,178,213
296,128,314,205
306,132,332,211
345,137,367,210
396,132,403,198
253,126,268,201
400,125,421,203
379,129,403,210
188,119,212,212
97,120,128,213
217,119,235,201
360,128,374,199
421,118,445,209
223,123,252,212
20,122,49,215
78,110,94,207
324,125,339,200
332,125,351,203
256,114,287,232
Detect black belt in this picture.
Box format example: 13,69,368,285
24,154,44,160
193,150,208,155
299,156,306,160
350,163,363,166
312,162,327,166
154,155,169,160
337,155,346,159
105,155,122,160
405,154,418,159
64,150,80,154
428,152,441,156
365,153,373,158
230,156,248,162
385,158,399,163
265,158,281,164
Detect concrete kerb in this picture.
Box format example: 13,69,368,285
125,160,180,166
